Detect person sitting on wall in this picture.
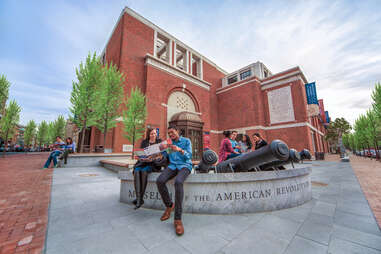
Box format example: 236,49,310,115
230,130,241,153
42,136,65,169
133,127,166,209
218,130,240,163
238,134,253,153
252,133,268,150
62,137,76,164
156,125,192,236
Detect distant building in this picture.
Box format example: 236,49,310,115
84,7,329,158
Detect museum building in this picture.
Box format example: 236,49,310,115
84,7,330,160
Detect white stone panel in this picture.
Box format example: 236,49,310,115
167,91,196,123
267,86,295,124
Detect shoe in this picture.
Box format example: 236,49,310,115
174,220,184,236
41,167,48,170
160,203,175,221
132,199,137,205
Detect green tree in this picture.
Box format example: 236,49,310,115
354,115,369,155
326,117,351,156
93,62,125,152
0,74,10,114
70,52,102,152
24,120,37,148
365,110,380,158
371,82,381,120
0,100,21,157
123,87,147,157
47,121,56,144
37,120,48,149
53,115,66,139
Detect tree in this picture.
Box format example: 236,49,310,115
37,120,48,149
371,82,381,120
24,120,37,148
354,115,369,155
326,117,351,156
123,87,147,158
70,52,102,153
0,100,21,157
53,115,66,139
365,110,380,159
0,74,10,115
93,62,124,152
47,121,56,144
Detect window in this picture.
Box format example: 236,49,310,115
240,69,251,80
155,33,170,63
175,44,187,71
191,54,201,78
227,75,238,85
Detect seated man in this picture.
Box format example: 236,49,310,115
156,125,192,236
42,136,65,169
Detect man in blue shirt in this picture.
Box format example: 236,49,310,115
156,125,192,236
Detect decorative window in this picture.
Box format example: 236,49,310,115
175,44,187,71
227,75,238,85
155,33,170,63
240,69,251,80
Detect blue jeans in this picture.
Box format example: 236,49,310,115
227,153,241,160
44,151,62,168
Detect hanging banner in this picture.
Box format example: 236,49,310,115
305,82,318,105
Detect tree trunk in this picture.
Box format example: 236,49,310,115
3,130,8,158
80,119,87,153
103,121,107,152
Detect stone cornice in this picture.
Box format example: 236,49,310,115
145,54,211,91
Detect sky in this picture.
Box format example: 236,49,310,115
1,0,380,126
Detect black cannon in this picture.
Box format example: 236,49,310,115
299,149,312,160
260,148,301,171
195,149,218,173
216,140,290,173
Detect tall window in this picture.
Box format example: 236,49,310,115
175,44,187,71
227,75,237,85
155,33,170,63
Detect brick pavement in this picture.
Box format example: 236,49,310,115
350,155,381,228
0,153,52,254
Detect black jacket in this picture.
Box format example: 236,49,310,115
255,139,268,150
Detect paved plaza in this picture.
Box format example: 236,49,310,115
1,154,381,254
45,159,381,254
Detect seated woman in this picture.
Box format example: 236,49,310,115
238,134,252,153
133,127,165,209
63,137,76,164
252,133,268,150
218,130,241,163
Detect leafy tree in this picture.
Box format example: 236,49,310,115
354,115,369,154
24,120,37,147
326,117,351,156
123,87,147,157
53,115,66,139
0,74,10,114
371,82,381,120
37,120,48,149
0,100,21,157
365,110,380,158
70,52,102,152
93,62,124,151
47,121,56,144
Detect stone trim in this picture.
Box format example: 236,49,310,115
216,77,260,95
146,54,211,90
261,71,305,90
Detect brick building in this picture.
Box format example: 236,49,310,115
86,7,329,159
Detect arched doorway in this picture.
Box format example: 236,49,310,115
169,112,203,161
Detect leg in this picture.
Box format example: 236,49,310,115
156,167,177,221
43,152,55,168
63,150,69,164
173,168,191,236
52,151,61,167
140,170,150,202
174,168,191,220
134,170,142,209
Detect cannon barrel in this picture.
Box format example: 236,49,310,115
195,150,218,173
260,148,301,170
216,140,290,173
299,149,312,160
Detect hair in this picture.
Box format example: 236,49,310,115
253,133,262,138
223,130,231,138
56,136,62,139
145,127,156,141
66,137,73,145
243,134,253,149
232,130,238,134
168,125,178,131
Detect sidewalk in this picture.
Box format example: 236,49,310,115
0,153,52,254
350,155,381,228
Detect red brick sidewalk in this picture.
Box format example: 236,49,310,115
350,155,381,228
0,153,52,254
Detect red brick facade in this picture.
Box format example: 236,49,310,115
90,7,329,156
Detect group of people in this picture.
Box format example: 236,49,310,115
218,130,267,163
42,136,76,169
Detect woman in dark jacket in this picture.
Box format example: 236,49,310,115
252,133,268,150
133,127,164,209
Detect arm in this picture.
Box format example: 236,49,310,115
225,139,238,154
171,139,192,161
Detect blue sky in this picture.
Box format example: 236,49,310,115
1,0,380,126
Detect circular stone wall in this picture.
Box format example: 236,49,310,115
119,168,312,214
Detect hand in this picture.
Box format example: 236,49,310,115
170,145,183,153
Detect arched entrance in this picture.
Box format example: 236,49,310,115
169,112,203,161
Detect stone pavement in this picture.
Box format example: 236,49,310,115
0,153,52,254
46,161,381,254
349,155,381,228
